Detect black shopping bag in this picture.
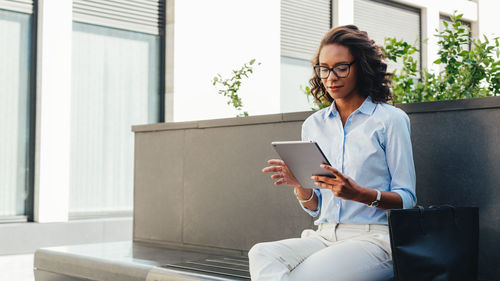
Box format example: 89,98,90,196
387,206,479,281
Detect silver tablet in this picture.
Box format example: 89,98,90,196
271,141,333,189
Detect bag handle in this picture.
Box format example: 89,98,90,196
429,204,455,209
427,204,459,227
416,205,426,234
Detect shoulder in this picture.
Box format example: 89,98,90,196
373,102,410,127
303,107,330,128
301,107,330,139
372,103,411,140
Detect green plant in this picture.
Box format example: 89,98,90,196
212,59,261,117
383,37,436,103
384,13,499,103
301,84,330,110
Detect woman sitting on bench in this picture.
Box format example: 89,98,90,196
250,25,416,281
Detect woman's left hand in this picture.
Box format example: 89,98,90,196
311,164,366,202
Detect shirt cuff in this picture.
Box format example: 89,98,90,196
392,188,417,209
299,189,321,217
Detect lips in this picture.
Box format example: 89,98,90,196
328,85,343,90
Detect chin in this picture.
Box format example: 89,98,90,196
327,91,346,100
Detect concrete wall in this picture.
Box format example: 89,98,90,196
132,112,315,254
133,96,500,280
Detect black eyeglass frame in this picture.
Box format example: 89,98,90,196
313,61,356,79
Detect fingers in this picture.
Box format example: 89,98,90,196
262,159,285,173
267,159,285,166
265,171,284,185
320,164,346,180
262,165,281,173
271,173,283,180
311,174,343,194
311,175,339,185
314,181,328,189
314,180,341,196
274,179,284,186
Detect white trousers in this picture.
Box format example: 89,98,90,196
248,223,393,281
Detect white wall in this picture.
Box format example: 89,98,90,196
477,0,500,38
35,0,72,223
173,0,280,122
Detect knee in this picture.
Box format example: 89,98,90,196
248,242,277,262
248,242,267,261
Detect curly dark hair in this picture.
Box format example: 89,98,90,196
309,25,393,104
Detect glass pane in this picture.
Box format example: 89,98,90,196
0,9,32,218
70,22,160,215
354,0,421,74
280,56,316,113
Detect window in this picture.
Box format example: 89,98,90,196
69,0,164,217
69,23,161,217
281,0,332,60
354,0,421,74
0,8,34,221
280,0,332,112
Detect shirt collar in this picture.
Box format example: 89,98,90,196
326,96,376,119
326,100,338,118
357,96,376,115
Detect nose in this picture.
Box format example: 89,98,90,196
326,70,339,81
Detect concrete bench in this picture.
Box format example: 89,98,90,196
34,97,500,281
34,241,251,281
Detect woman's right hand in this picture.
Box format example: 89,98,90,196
262,159,301,188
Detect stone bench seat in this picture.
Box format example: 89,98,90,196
34,241,251,281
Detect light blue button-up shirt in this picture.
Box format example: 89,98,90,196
300,96,416,225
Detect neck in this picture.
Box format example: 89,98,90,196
334,93,366,117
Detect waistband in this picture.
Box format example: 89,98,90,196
318,222,389,232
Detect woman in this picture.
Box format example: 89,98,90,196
249,25,416,281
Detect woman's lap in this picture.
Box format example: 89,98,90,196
288,238,392,281
248,236,326,280
248,225,393,281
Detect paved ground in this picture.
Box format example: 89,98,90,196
0,254,34,281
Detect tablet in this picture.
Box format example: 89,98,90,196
271,141,333,189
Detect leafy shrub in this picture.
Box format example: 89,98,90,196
212,59,261,117
386,13,499,103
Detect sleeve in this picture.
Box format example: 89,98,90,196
385,111,417,209
297,120,322,217
298,189,322,217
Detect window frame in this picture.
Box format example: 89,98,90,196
0,1,37,223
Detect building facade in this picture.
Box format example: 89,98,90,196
0,0,496,233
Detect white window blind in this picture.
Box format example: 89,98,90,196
73,0,164,35
354,0,421,74
0,0,33,14
70,23,160,217
281,0,331,60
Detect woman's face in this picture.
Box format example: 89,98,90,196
318,43,359,101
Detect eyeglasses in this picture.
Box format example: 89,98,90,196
314,61,356,79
